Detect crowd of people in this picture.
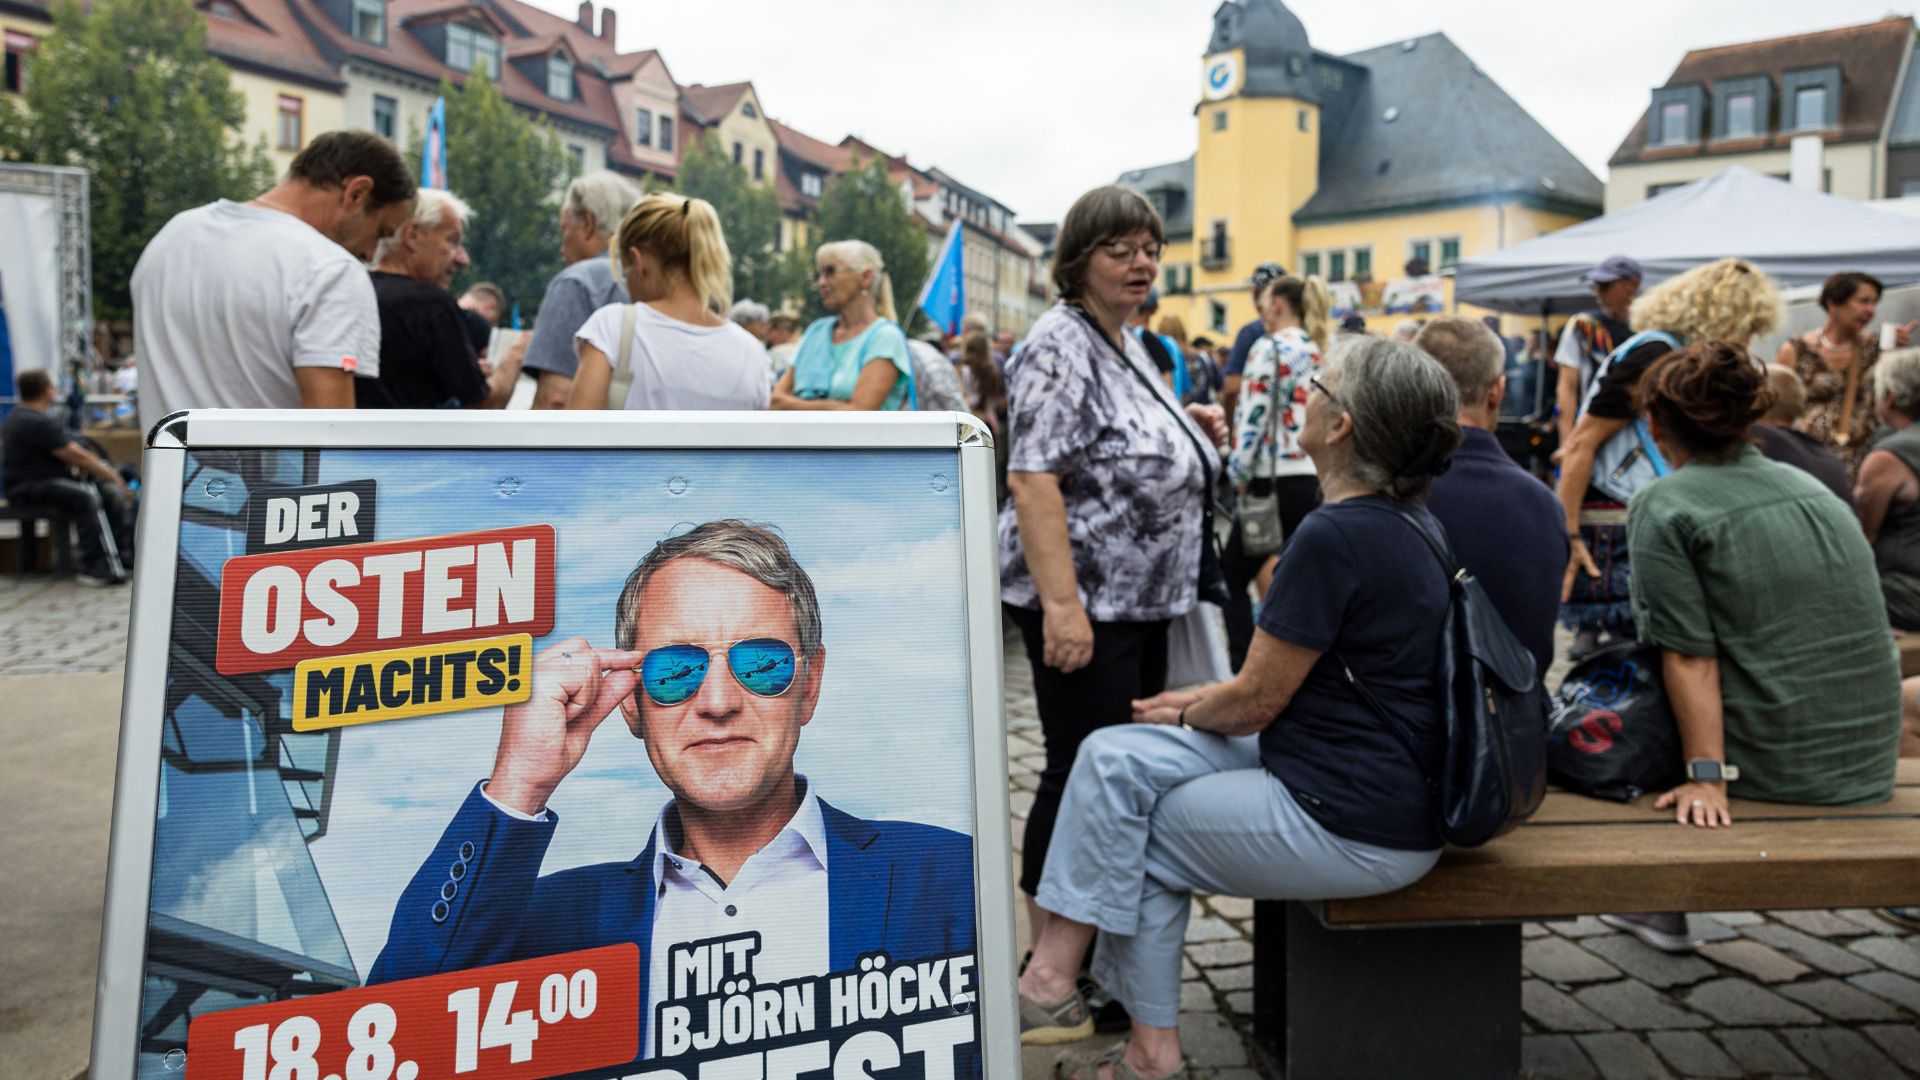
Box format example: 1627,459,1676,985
997,185,1915,1077
5,129,1920,1080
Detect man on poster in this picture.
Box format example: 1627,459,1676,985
372,520,975,1062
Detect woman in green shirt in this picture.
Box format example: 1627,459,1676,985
1632,340,1902,825
1608,341,1904,953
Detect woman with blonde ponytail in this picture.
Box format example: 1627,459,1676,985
773,239,914,411
1220,274,1330,669
566,193,770,410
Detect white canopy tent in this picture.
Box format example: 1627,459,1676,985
1453,167,1920,315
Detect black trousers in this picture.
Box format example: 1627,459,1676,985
9,476,135,577
1222,475,1321,671
1007,603,1170,897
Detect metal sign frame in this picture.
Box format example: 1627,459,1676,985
91,409,1016,1079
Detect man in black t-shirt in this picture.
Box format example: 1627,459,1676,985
2,369,135,584
358,190,520,410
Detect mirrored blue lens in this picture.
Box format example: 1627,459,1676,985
728,639,796,698
640,644,710,705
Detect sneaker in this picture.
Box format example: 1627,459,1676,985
1875,907,1920,932
1018,984,1093,1046
1599,912,1698,953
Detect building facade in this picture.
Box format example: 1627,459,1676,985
1119,0,1601,337
1607,17,1920,213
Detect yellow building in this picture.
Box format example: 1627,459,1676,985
1122,0,1601,341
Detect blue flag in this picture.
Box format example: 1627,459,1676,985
916,221,966,336
0,274,13,411
422,97,448,190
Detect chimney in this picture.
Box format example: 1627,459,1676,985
576,1,592,30
599,6,615,41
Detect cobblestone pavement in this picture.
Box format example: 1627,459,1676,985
6,577,1916,1078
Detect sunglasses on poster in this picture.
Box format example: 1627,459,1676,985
637,637,799,706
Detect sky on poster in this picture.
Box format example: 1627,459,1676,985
537,0,1920,223
294,447,978,977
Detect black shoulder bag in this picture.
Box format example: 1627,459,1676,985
1340,502,1548,848
1069,306,1233,607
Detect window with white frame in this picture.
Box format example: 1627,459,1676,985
1302,252,1321,278
547,53,573,100
1439,238,1460,269
372,94,396,140
4,31,36,95
351,0,385,44
636,107,652,146
659,115,674,151
447,23,499,81
801,172,822,197
277,94,303,150
1403,236,1460,272
1299,245,1373,282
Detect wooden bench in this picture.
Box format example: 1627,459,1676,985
1248,758,1920,1079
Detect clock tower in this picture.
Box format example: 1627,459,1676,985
1192,0,1322,323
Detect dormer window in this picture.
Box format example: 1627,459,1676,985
1794,85,1828,130
1659,101,1690,145
1725,92,1756,138
351,0,385,45
547,53,573,100
741,101,757,119
801,172,822,197
447,23,499,81
208,0,239,18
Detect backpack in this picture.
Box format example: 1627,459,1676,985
1341,503,1549,848
1579,330,1682,503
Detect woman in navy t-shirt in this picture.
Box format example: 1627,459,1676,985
1014,339,1461,1080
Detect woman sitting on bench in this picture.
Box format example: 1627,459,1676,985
1015,339,1460,1080
1601,341,1906,951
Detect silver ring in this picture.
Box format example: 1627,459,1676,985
1690,799,1703,806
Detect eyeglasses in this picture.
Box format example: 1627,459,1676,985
1097,240,1162,264
815,266,845,281
638,638,798,706
1308,373,1346,412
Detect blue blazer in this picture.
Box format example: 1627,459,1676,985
369,782,977,1062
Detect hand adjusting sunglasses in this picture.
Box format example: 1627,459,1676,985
638,638,798,706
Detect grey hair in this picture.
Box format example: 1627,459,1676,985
562,170,642,239
370,187,471,266
1323,338,1462,501
729,299,771,326
614,520,823,659
1414,316,1505,403
1874,347,1920,417
1390,320,1424,343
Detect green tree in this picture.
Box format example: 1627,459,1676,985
674,131,799,310
409,74,571,321
0,0,274,318
807,153,932,332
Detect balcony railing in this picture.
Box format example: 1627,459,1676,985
1199,237,1231,271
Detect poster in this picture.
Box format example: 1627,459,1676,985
93,414,1012,1080
1382,275,1447,315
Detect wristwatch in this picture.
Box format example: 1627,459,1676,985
1686,758,1740,783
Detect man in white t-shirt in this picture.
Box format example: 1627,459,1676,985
132,130,417,435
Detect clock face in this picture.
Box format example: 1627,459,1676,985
1201,53,1242,101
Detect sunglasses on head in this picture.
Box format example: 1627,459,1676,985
638,637,798,706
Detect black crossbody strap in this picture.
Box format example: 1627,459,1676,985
1069,305,1221,500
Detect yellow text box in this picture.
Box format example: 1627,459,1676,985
292,633,532,732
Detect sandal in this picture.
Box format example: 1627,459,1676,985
1054,1042,1189,1080
1019,984,1094,1045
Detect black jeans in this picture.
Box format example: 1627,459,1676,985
8,476,135,577
1007,603,1169,897
1222,475,1321,670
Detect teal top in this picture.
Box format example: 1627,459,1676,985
790,316,914,410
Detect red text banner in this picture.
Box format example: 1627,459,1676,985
216,525,556,675
184,944,639,1080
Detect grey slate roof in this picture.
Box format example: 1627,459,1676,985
1293,32,1602,221
1115,156,1197,238
1210,0,1319,102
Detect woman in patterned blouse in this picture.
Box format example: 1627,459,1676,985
998,185,1227,1004
1220,275,1330,669
1774,272,1918,476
